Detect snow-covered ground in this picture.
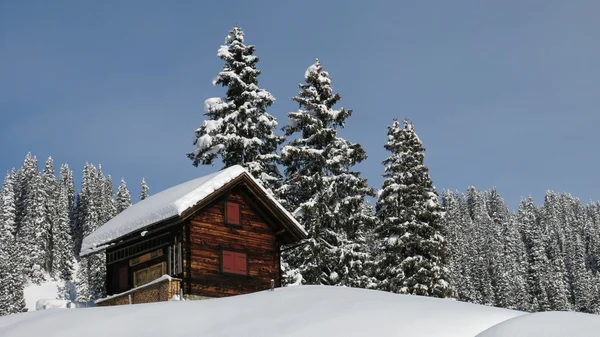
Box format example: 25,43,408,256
476,310,600,337
23,279,61,312
2,285,600,336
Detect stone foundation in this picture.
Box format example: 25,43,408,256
97,275,181,307
183,294,213,301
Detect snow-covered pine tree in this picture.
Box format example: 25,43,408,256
373,119,451,298
58,163,76,246
16,154,46,283
56,165,75,281
518,196,550,311
540,191,571,311
278,59,376,287
41,157,59,275
0,175,11,316
568,228,594,312
584,201,600,275
75,163,107,302
116,178,131,214
561,195,595,313
0,171,26,315
465,187,495,305
187,25,285,193
59,164,76,244
486,188,528,310
479,188,508,307
97,166,117,224
500,215,530,310
72,192,84,257
140,177,149,201
441,190,477,301
102,175,117,223
55,177,75,300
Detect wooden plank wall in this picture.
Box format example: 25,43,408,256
186,190,280,298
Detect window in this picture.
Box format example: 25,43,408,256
168,242,182,275
118,266,128,290
225,201,241,225
221,250,247,275
133,262,166,287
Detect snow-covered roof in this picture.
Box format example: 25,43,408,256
80,165,307,256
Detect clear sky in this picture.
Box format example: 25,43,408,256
1,0,599,210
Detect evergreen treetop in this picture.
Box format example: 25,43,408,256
278,59,375,287
140,178,149,201
374,119,451,298
187,25,284,192
116,178,131,214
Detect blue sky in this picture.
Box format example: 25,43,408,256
1,0,599,210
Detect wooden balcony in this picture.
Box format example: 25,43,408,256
96,275,181,307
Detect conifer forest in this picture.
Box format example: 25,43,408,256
2,25,599,317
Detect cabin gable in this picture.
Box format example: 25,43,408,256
92,167,306,305
184,185,281,298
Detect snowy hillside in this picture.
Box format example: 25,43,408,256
0,286,515,337
2,285,599,337
475,311,600,337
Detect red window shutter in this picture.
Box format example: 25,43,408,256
226,202,240,225
234,252,247,275
222,250,235,273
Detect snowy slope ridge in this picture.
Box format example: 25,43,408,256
0,285,527,337
80,165,306,256
476,311,600,337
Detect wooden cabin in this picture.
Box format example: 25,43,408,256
80,165,307,304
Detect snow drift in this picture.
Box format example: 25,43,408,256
1,285,523,337
476,310,600,337
2,285,599,337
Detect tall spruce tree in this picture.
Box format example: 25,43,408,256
97,166,117,224
75,163,107,302
561,195,595,312
102,175,117,223
373,119,451,297
187,25,284,193
72,192,84,257
465,187,496,305
540,191,571,311
519,196,551,311
441,190,478,302
486,188,528,310
41,157,59,275
16,154,46,283
55,177,75,300
140,178,150,201
56,165,75,281
278,59,375,287
0,171,26,315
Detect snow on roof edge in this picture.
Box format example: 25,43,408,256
241,171,307,236
80,165,306,257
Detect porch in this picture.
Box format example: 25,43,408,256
96,275,181,307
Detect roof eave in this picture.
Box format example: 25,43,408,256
79,214,182,257
238,173,308,243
